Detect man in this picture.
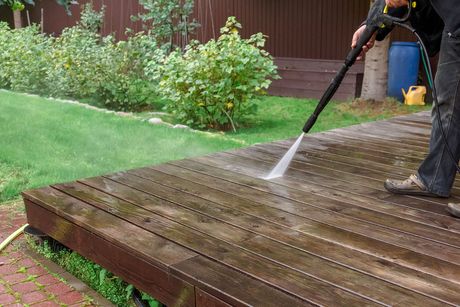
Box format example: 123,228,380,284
352,0,460,217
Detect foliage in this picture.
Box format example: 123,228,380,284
31,239,162,306
79,2,105,32
0,0,73,13
47,25,116,99
100,32,165,111
0,22,12,87
45,4,117,99
134,0,199,52
158,17,279,131
0,0,30,11
0,23,52,93
0,4,164,111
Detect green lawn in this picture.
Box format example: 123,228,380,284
227,96,430,144
0,91,242,202
0,90,429,202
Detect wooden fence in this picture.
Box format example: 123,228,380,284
0,0,414,60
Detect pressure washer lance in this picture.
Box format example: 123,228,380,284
264,2,417,180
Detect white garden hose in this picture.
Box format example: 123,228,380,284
0,224,28,252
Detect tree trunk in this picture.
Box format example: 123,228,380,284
361,0,389,101
361,35,390,100
13,10,23,29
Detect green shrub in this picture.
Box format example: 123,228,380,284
0,22,12,88
0,23,52,93
158,17,278,131
100,32,165,111
45,4,117,99
134,0,199,53
0,4,164,112
46,26,116,99
79,2,105,33
46,3,164,111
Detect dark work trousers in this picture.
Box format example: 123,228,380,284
418,30,460,197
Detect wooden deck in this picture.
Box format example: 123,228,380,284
23,111,460,306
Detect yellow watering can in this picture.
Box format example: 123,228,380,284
402,86,426,105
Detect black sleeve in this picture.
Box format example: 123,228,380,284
408,1,442,56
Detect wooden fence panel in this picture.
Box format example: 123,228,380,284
0,0,414,60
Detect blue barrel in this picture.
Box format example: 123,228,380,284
388,42,420,102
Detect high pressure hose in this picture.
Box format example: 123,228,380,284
397,22,460,174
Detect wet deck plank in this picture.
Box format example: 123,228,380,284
23,111,460,306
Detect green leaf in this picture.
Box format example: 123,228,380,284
99,268,107,285
125,284,134,300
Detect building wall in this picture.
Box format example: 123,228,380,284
0,0,414,60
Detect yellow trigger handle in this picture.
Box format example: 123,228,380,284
383,1,416,14
381,5,389,28
381,2,416,28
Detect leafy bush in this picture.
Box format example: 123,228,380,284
47,26,116,99
0,4,164,111
0,23,52,93
0,22,12,87
158,17,278,131
100,32,165,111
0,0,73,14
79,2,105,33
46,3,164,111
134,0,199,53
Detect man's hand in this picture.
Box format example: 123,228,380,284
351,25,376,60
385,0,408,8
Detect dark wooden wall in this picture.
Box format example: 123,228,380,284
0,0,414,60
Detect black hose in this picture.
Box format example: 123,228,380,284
396,22,460,174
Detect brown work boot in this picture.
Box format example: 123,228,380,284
384,174,441,197
447,203,460,218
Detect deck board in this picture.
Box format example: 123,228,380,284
23,111,460,306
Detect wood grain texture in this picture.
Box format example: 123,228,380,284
24,198,196,307
23,111,460,306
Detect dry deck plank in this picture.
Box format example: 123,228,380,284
23,111,460,306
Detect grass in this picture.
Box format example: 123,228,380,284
0,90,430,202
0,91,242,202
229,96,430,144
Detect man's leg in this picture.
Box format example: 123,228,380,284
384,30,460,198
417,30,460,197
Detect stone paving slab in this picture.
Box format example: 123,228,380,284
0,203,113,307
